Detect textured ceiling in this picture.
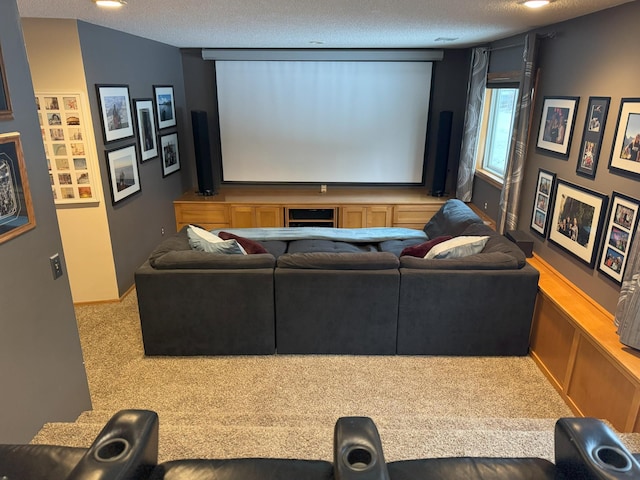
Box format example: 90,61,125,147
16,0,633,49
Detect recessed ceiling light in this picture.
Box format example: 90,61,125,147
93,0,127,7
309,41,324,45
434,37,458,43
522,0,552,8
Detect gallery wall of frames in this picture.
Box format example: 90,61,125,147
530,95,640,285
95,83,180,205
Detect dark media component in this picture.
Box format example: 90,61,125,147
191,110,216,196
432,110,453,197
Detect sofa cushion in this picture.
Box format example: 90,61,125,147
400,235,453,257
287,239,378,254
187,225,246,255
423,199,484,238
148,227,274,269
218,231,268,254
378,239,424,257
261,240,288,258
463,222,527,268
425,235,489,260
400,251,519,270
277,252,399,270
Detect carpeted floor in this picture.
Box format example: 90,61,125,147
30,290,640,462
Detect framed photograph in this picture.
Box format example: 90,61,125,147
105,144,141,204
0,133,36,244
597,192,640,284
530,168,556,238
96,85,134,143
536,96,580,158
0,43,12,120
160,132,180,177
37,92,100,203
548,179,608,268
576,96,610,179
153,85,176,129
133,98,158,162
609,98,640,179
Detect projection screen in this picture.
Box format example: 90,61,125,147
215,60,433,184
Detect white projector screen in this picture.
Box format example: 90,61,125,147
215,60,432,184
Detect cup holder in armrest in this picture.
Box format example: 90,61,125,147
593,446,633,472
93,438,131,462
343,445,376,471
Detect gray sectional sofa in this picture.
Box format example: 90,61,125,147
135,199,539,356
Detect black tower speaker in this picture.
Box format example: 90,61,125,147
191,110,216,196
431,110,453,197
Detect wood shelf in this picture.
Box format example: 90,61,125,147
528,254,640,432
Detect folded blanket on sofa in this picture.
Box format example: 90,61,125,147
211,227,427,243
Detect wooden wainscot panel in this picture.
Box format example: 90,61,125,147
530,294,577,391
567,334,637,432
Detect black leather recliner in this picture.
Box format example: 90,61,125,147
2,411,639,480
0,409,158,480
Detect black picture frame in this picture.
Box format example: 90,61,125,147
0,133,36,243
536,96,580,159
608,98,640,179
597,191,640,285
0,42,12,120
547,179,608,268
96,84,134,144
530,168,556,238
133,98,159,162
105,144,141,204
153,85,176,130
576,96,610,179
160,132,180,177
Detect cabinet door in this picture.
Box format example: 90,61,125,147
340,206,367,228
367,206,393,227
230,206,255,228
393,204,441,229
255,207,283,227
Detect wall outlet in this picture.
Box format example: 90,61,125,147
320,184,327,193
484,202,488,211
50,253,63,280
161,227,165,236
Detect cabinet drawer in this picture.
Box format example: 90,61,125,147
175,204,229,229
393,205,440,225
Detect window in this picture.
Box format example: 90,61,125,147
476,87,519,184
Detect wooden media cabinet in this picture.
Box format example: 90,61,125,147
173,186,447,231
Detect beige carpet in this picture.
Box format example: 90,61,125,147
31,290,640,463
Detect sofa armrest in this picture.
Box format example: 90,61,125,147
334,417,390,480
554,417,640,479
67,410,158,480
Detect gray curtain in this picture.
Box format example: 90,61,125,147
496,33,540,234
456,47,488,202
615,219,640,349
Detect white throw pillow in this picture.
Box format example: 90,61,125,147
424,235,489,260
187,225,247,255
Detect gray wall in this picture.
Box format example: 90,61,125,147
0,0,91,442
77,22,188,296
519,2,640,313
474,2,640,313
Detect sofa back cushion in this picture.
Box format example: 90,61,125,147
423,199,484,238
277,252,399,270
399,252,519,270
463,222,527,268
148,228,275,269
